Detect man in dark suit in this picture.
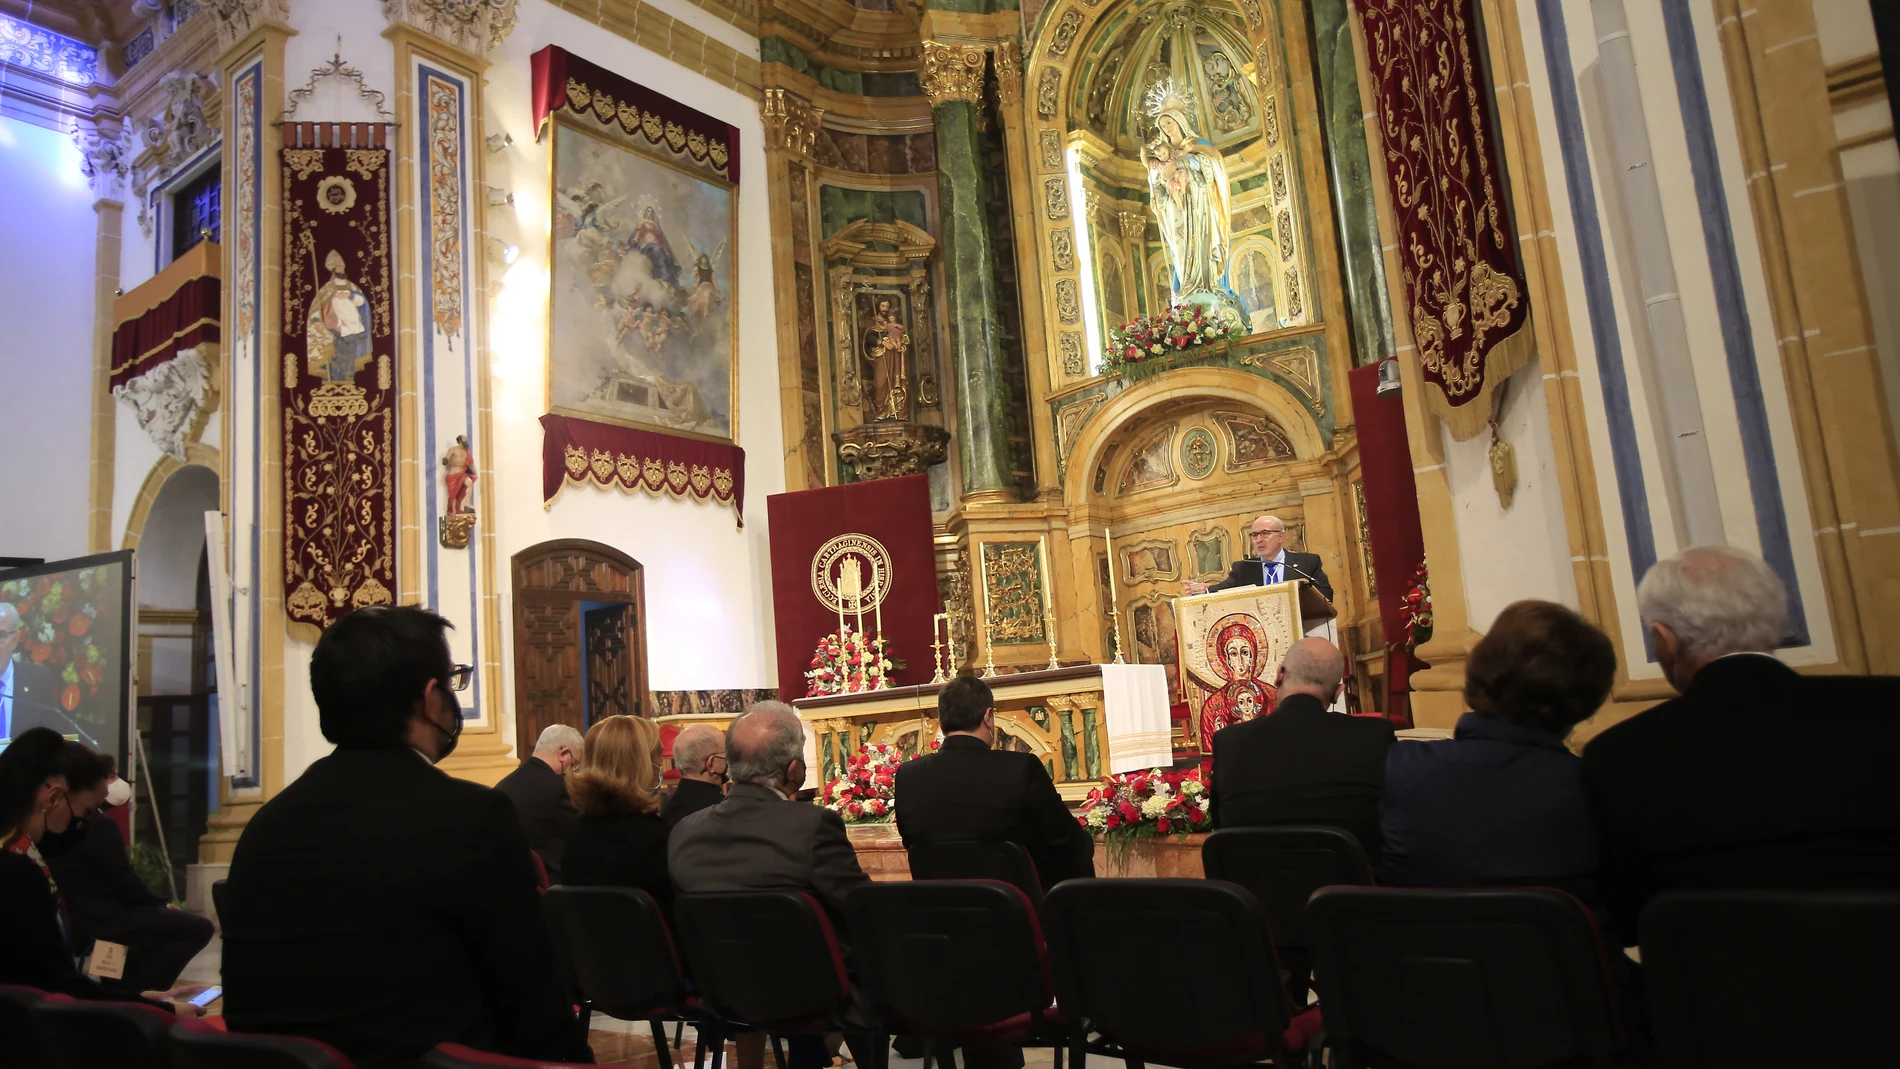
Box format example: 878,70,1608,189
895,675,1094,891
1583,545,1900,942
1209,637,1395,862
662,723,726,828
670,702,872,1069
1185,515,1333,603
493,723,583,881
221,607,586,1069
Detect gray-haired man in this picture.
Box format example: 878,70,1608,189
1583,544,1900,941
494,723,584,882
663,723,728,827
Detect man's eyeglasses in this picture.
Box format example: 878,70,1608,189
446,663,475,692
0,626,21,641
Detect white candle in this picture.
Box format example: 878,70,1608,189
1038,537,1055,635
1105,525,1121,614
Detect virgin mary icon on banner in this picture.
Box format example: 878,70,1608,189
1176,582,1303,751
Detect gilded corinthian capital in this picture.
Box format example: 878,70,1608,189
760,88,824,159
991,40,1021,108
920,41,989,106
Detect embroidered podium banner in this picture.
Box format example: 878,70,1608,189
1358,0,1531,440
540,413,746,525
281,124,397,631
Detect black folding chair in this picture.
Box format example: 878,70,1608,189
847,879,1069,1069
0,985,54,1069
1642,890,1900,1068
1043,879,1321,1069
1307,887,1623,1069
36,997,173,1069
674,891,888,1069
171,1017,359,1068
905,840,1046,909
1201,826,1373,1004
543,885,711,1069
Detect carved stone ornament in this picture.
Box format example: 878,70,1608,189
992,39,1021,108
205,0,290,50
1044,177,1069,220
1118,210,1145,240
383,0,520,56
1059,332,1085,376
921,41,988,105
1055,278,1081,323
115,345,218,462
834,421,951,481
74,125,131,202
761,88,823,158
136,72,217,236
1050,228,1075,272
1036,67,1061,119
1039,128,1062,169
1048,9,1084,56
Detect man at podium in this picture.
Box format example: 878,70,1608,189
1184,515,1333,603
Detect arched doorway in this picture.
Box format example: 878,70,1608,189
510,539,649,758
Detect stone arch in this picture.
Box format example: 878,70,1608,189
122,442,222,552
1060,366,1324,506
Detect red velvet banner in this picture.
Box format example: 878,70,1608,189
765,475,938,701
1348,363,1426,725
530,45,739,183
1358,0,1531,440
540,413,746,525
281,125,398,631
110,274,220,391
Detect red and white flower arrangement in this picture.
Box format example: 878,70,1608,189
1101,303,1245,381
1077,767,1213,854
1401,560,1433,650
805,625,893,696
0,570,112,714
819,741,937,824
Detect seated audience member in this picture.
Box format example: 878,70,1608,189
1209,638,1396,863
1583,545,1900,941
494,723,584,882
662,723,727,828
0,729,203,1013
41,743,215,995
896,675,1094,891
562,715,672,915
1382,600,1617,908
670,702,872,1069
221,606,587,1068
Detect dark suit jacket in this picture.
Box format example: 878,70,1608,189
493,757,580,882
1382,713,1601,907
1209,551,1333,604
2,659,65,741
563,810,674,918
661,777,725,829
221,745,585,1069
39,809,169,944
894,734,1095,890
1582,655,1900,942
1209,693,1396,863
668,781,869,928
0,850,117,1001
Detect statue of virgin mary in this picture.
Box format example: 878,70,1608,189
1143,81,1243,322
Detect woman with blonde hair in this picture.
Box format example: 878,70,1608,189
561,715,673,914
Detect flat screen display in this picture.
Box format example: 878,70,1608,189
1,550,135,767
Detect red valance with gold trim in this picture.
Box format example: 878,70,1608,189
1358,0,1531,440
530,45,739,182
111,241,221,392
541,413,745,526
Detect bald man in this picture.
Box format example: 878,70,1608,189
1,602,61,743
1207,638,1395,861
663,723,727,828
1185,515,1333,602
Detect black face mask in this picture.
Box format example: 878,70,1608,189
431,683,464,763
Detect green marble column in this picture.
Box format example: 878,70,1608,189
1310,0,1397,367
1059,706,1078,780
925,44,1014,497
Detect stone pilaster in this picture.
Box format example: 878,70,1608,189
922,41,1013,502
78,124,129,553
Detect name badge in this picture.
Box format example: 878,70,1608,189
85,940,128,980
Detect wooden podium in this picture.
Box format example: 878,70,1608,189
1174,578,1332,750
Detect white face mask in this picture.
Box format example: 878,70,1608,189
104,778,132,808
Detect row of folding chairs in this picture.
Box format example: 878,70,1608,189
0,986,593,1069
547,827,1900,1069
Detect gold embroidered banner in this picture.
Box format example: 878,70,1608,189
540,413,745,526
1359,0,1532,440
281,124,397,631
530,45,739,181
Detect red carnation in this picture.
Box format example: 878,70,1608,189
1118,801,1139,822
1104,814,1121,830
1188,808,1205,825
1156,818,1172,834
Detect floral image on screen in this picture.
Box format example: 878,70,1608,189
548,118,737,442
1,554,130,760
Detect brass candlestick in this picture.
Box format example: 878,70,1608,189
930,611,948,683
1109,604,1128,664
981,626,998,678
1044,605,1060,671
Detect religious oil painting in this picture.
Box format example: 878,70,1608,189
548,117,737,441
1129,594,1181,701
1177,583,1303,751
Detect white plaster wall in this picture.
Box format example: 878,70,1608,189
139,463,218,608
0,117,97,562
110,421,168,548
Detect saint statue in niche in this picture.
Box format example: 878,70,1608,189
1194,615,1277,748
306,250,373,384
859,293,912,421
1142,81,1243,323
442,435,478,516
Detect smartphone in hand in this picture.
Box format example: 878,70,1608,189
188,986,223,1008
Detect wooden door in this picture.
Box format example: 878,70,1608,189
511,540,648,758
584,603,638,721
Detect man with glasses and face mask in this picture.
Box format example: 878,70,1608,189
662,723,727,828
1183,515,1333,603
221,606,586,1068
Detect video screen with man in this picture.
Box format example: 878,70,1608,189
0,550,134,766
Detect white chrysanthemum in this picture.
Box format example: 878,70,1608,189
1140,795,1170,819
1181,780,1205,796
1085,809,1107,829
